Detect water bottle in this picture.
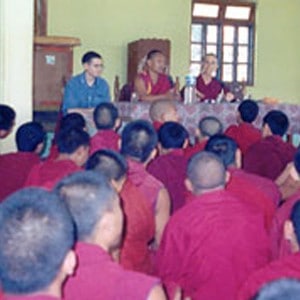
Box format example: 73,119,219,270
184,74,196,104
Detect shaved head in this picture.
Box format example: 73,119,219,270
198,116,223,137
187,151,226,194
149,100,177,122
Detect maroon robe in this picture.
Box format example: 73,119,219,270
0,152,40,201
89,130,119,155
152,121,163,132
243,135,296,180
237,252,300,300
156,190,271,300
138,71,171,96
183,140,207,159
147,149,188,213
4,296,59,300
225,122,262,155
24,159,81,190
64,242,160,300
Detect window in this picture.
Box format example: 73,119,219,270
190,0,255,85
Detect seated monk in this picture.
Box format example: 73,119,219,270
56,171,166,300
86,150,155,274
225,99,261,155
196,53,234,102
0,122,45,201
205,134,280,232
149,99,179,131
0,188,76,300
238,201,300,300
90,102,121,155
0,104,15,140
148,122,189,213
184,115,223,159
134,49,180,102
243,110,296,180
120,120,170,248
156,151,270,300
25,128,89,189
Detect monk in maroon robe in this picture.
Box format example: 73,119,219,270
56,171,166,300
157,151,270,300
243,110,296,180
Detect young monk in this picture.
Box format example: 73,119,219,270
90,102,121,154
0,122,45,201
148,122,189,213
56,171,166,300
156,151,270,300
225,99,261,155
121,120,170,248
86,150,155,274
184,115,223,159
0,104,15,139
25,128,89,189
134,49,180,102
149,99,179,131
243,110,296,180
238,201,300,300
0,188,76,300
205,134,280,232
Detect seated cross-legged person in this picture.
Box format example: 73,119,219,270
225,99,261,155
148,122,189,213
243,110,296,180
205,134,280,232
120,120,171,249
156,151,270,300
238,201,300,300
86,150,155,274
149,99,179,131
134,50,180,102
25,128,89,190
184,116,223,159
0,188,76,300
90,103,121,155
0,122,45,201
0,104,16,140
56,171,166,300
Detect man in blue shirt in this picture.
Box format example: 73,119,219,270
62,51,111,114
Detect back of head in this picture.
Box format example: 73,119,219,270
149,99,175,122
158,121,189,149
16,122,45,152
86,149,128,181
0,188,74,294
198,116,223,137
187,151,226,194
253,278,300,300
93,103,119,130
238,99,259,123
56,128,90,154
60,113,86,132
294,149,300,175
263,110,289,136
55,171,117,241
290,200,300,244
0,104,16,130
121,120,158,163
81,51,102,64
205,134,237,167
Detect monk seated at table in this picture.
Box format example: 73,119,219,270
134,49,180,102
56,171,166,300
120,120,170,248
243,110,296,180
148,122,189,213
0,104,15,140
25,128,89,190
0,188,76,300
205,134,280,232
149,99,180,131
238,201,300,300
184,115,223,159
90,102,121,155
225,99,261,155
86,150,155,274
156,151,270,300
0,122,45,201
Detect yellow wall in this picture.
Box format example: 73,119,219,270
48,0,300,103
